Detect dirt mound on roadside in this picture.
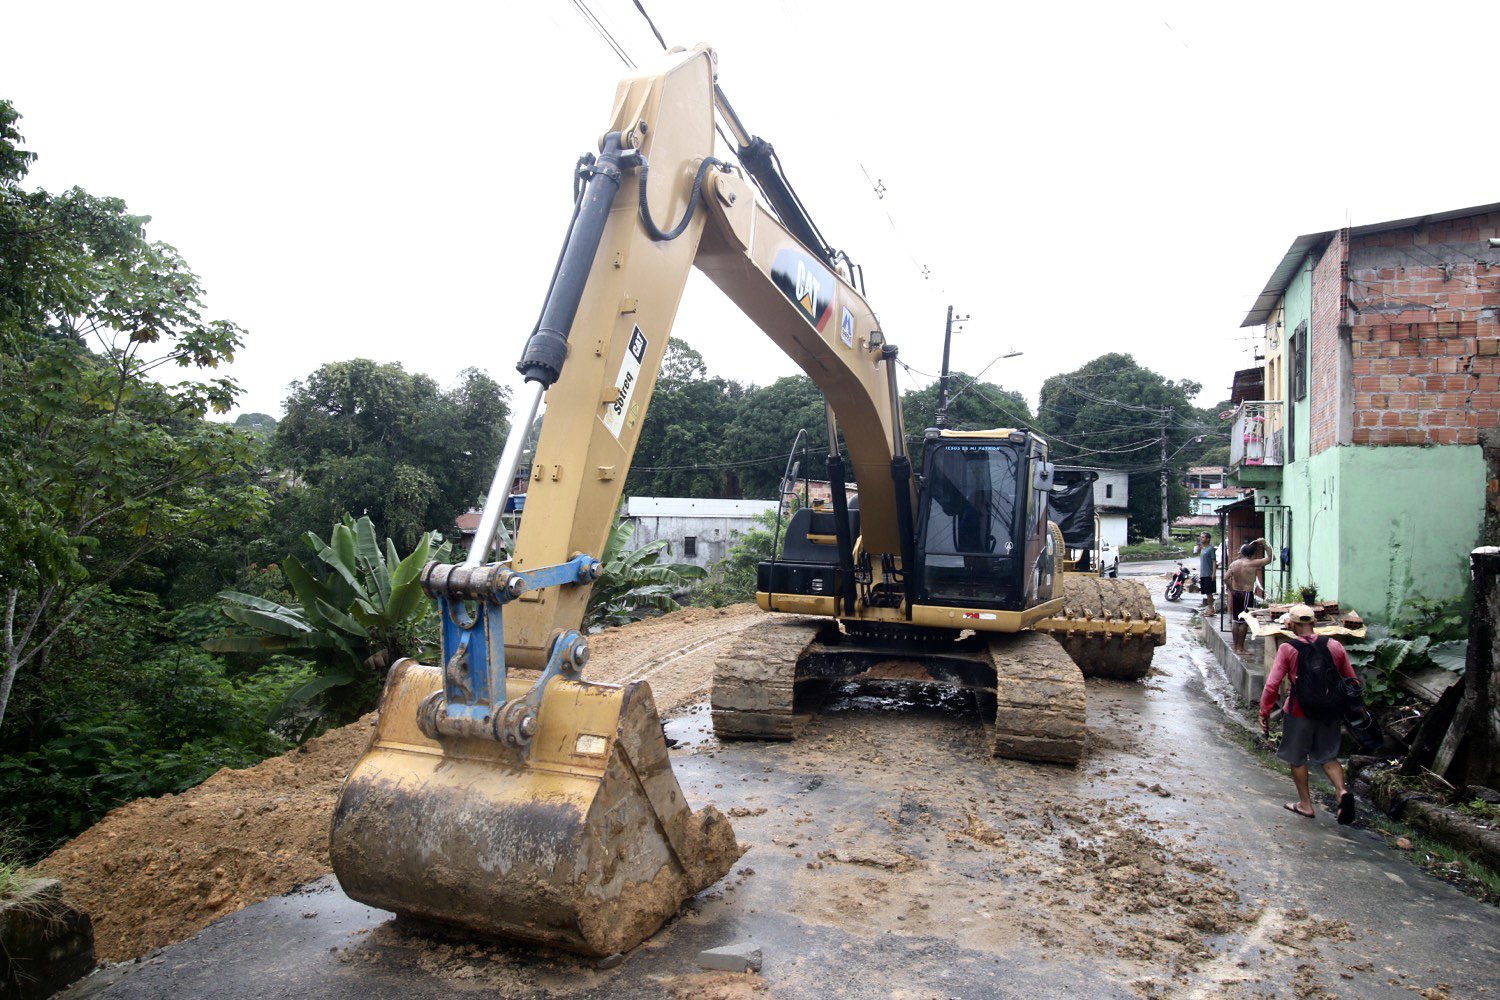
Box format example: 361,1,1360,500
35,716,375,963
36,603,761,963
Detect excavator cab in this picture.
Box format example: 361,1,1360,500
914,430,1053,610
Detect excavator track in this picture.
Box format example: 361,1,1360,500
1036,575,1166,681
710,616,824,740
986,631,1087,765
712,614,1087,766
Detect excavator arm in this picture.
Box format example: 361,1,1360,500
329,45,915,957
496,44,909,668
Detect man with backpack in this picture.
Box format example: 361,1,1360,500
1259,604,1360,824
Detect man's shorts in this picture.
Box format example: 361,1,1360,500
1231,590,1254,615
1277,713,1343,766
1200,575,1216,596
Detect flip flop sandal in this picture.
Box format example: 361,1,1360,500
1284,802,1315,818
1337,791,1356,825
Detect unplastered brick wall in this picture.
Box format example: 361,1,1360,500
1309,232,1347,455
1346,210,1500,446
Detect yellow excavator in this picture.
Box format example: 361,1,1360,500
329,45,1164,958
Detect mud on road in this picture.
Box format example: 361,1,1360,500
46,599,1492,999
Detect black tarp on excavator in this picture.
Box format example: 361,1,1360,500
1050,469,1098,550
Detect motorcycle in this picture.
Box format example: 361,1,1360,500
1165,563,1194,602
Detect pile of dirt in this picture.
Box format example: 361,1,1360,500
37,603,761,963
36,715,374,962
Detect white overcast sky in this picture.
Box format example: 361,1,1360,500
5,1,1498,419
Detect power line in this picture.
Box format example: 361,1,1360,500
633,449,793,473
569,0,635,68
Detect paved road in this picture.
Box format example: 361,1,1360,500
69,587,1498,999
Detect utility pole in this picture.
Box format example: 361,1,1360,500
1159,407,1170,544
935,305,967,428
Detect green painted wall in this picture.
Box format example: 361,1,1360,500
1333,445,1486,620
1242,263,1309,601
1270,446,1485,620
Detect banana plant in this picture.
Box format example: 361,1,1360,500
205,516,449,717
584,517,705,632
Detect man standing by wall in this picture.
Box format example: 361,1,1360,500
1226,539,1274,654
1259,605,1359,823
1193,531,1217,609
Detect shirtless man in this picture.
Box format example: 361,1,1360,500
1226,538,1274,654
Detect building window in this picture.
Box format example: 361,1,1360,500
1290,320,1307,402
1105,484,1113,499
683,536,697,558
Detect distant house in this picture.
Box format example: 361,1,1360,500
1230,201,1499,619
1184,466,1228,490
1183,465,1248,516
625,497,780,569
776,477,858,508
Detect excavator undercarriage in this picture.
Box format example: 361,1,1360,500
710,585,1159,768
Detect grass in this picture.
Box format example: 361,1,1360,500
1360,811,1500,904
1457,797,1500,825
0,833,37,900
1121,541,1188,562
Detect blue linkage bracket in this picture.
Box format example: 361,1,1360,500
418,554,601,748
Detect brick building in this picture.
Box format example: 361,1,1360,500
1230,201,1499,620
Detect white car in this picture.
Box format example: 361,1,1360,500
1098,538,1120,577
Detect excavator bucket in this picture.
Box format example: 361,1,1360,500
330,659,740,956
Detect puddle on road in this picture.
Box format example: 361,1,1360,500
822,679,983,717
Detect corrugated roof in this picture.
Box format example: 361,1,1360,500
1239,200,1500,328
626,497,780,518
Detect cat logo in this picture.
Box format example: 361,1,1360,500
770,248,834,332
602,325,648,439
795,259,822,318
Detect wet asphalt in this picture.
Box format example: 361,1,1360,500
64,567,1500,999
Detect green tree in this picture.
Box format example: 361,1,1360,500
270,360,510,550
1036,354,1207,540
626,339,746,498
900,372,1035,457
233,412,277,438
721,375,827,498
0,101,266,729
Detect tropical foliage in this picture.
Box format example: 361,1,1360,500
584,517,705,631
1344,597,1470,706
206,516,448,725
0,100,266,732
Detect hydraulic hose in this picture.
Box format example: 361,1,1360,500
636,153,725,242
